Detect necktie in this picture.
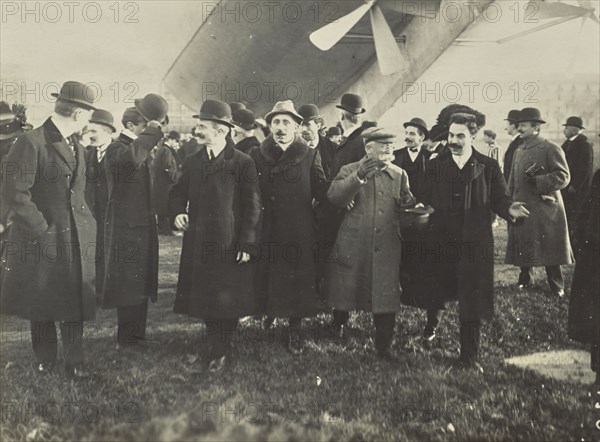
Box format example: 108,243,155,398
66,136,76,154
209,149,215,161
409,148,418,153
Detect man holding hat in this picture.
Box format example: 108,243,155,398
1,81,98,378
83,109,116,298
325,127,416,360
231,108,260,154
152,131,181,235
170,99,261,372
560,116,593,248
502,110,522,182
102,94,168,349
249,100,327,355
298,104,338,181
506,107,573,298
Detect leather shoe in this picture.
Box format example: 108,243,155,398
286,336,305,355
34,361,55,375
65,365,93,380
207,355,227,373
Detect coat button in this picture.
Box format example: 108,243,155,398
378,191,383,196
81,205,85,210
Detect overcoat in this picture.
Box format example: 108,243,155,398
0,118,97,321
568,170,599,345
417,149,513,322
502,136,522,182
102,127,164,308
561,133,594,228
169,142,262,319
151,142,178,216
234,136,260,155
325,162,415,313
249,135,327,317
315,135,338,181
506,136,574,267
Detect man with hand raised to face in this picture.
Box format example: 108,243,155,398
249,100,327,356
420,112,530,370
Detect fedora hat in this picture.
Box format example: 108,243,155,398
265,100,303,125
89,109,116,133
336,93,366,115
193,100,234,128
134,93,169,124
504,109,521,122
51,81,97,110
403,117,429,138
518,108,546,124
232,109,258,130
297,104,321,122
562,116,584,129
229,102,247,112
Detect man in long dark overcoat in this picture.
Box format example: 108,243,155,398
102,94,167,348
420,112,530,367
170,99,262,372
249,100,327,355
0,81,98,378
506,108,574,297
152,131,179,235
502,110,522,182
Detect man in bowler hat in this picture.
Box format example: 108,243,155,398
560,116,594,252
170,99,262,372
506,107,574,298
102,94,168,349
1,81,98,378
231,108,261,154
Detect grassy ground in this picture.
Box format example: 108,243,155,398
0,223,597,441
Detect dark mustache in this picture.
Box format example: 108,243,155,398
275,131,286,136
448,143,460,149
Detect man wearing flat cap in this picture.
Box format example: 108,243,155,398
102,94,168,350
170,99,261,372
420,111,530,369
231,108,260,155
298,104,338,181
502,110,522,183
325,127,416,360
560,116,593,251
249,100,327,355
84,109,116,299
152,131,181,235
506,107,574,298
1,81,98,378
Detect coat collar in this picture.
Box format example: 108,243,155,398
522,135,546,150
118,132,134,146
42,118,76,171
259,134,310,165
437,148,485,183
338,126,364,149
199,139,236,168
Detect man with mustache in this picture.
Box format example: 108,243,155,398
506,108,574,298
421,112,530,369
249,100,327,355
325,128,416,360
298,104,338,181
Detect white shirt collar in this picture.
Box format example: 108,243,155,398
207,139,227,158
278,139,294,151
451,144,473,169
50,116,74,140
344,124,361,138
512,133,520,141
96,140,111,161
121,129,138,140
569,132,582,142
407,147,420,162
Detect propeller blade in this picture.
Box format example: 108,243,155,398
369,4,404,75
526,0,591,20
309,1,374,51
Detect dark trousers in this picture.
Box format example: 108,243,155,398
205,318,238,359
374,313,396,353
519,266,564,292
157,215,173,235
30,320,84,367
117,299,148,345
459,321,481,363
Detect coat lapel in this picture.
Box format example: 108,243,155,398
43,118,76,172
259,135,309,172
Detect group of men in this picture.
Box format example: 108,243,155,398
0,80,596,380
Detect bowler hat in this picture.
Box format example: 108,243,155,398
429,124,446,142
167,130,181,140
403,117,429,138
326,126,342,136
505,109,521,122
229,102,246,112
232,109,258,130
297,104,321,122
89,109,116,133
562,116,584,129
362,127,396,144
51,81,97,110
265,100,303,125
336,93,366,115
193,100,234,128
134,93,169,124
518,108,545,124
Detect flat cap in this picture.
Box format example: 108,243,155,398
362,127,396,144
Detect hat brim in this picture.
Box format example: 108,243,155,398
51,93,96,111
265,111,303,125
336,105,366,115
0,129,25,141
89,120,117,133
403,122,429,139
193,115,235,128
233,121,259,130
517,119,546,124
562,123,584,129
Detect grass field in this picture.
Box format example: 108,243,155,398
0,223,597,441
